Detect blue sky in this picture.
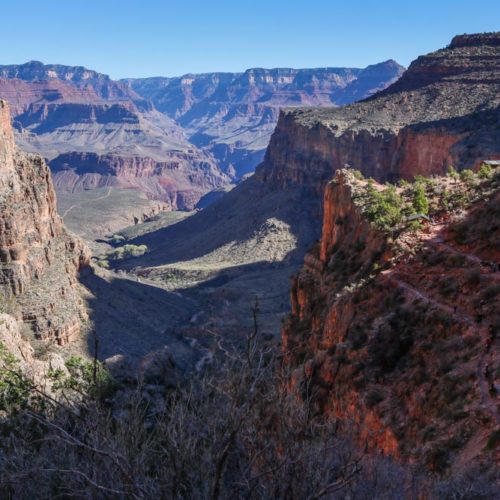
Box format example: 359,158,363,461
0,1,498,79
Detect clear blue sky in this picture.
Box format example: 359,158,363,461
0,0,498,79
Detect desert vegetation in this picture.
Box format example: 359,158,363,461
95,244,149,269
351,163,500,233
1,323,497,498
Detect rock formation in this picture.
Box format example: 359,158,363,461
258,33,500,190
0,99,89,346
125,61,405,178
118,34,500,356
49,151,226,210
282,169,500,470
0,61,229,210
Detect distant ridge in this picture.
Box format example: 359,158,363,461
125,60,405,178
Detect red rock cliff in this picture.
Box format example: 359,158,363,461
282,169,500,471
0,100,89,345
256,33,500,193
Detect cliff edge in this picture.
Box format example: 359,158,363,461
0,99,89,346
282,167,500,471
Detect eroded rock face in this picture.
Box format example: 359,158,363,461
0,100,89,345
49,151,227,210
282,170,500,470
257,32,500,190
126,61,405,179
0,62,229,209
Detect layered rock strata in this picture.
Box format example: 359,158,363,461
257,32,500,190
0,61,228,209
282,170,500,470
126,61,405,178
0,100,89,345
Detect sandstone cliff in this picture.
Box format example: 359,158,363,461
0,62,229,210
282,169,500,471
0,99,89,346
257,33,500,190
126,61,405,178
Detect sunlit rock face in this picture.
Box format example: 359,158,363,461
256,32,500,191
0,99,89,345
0,61,230,209
125,61,406,179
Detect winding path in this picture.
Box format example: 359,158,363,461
60,187,112,220
383,273,499,424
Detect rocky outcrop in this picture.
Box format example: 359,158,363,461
257,32,500,190
0,100,89,345
0,62,229,208
282,169,500,470
49,151,227,210
126,61,405,178
0,60,150,112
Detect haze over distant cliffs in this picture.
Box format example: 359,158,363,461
0,59,403,209
125,60,405,178
0,61,228,210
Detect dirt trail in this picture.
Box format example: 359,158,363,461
61,187,112,220
385,274,499,425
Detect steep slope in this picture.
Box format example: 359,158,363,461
126,61,405,178
259,33,500,189
116,34,499,349
282,168,500,471
0,99,89,346
0,61,228,209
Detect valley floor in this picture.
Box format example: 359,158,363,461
56,188,297,376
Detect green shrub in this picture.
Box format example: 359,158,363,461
96,259,110,269
364,183,405,231
459,169,475,186
109,234,126,244
351,169,365,180
107,244,148,260
412,183,429,215
50,355,115,399
478,163,493,180
0,342,32,412
447,165,459,181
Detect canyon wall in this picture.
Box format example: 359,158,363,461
0,99,89,345
282,169,500,470
0,61,228,210
126,61,405,178
49,150,226,210
256,32,500,193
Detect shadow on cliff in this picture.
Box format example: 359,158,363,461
79,270,197,368
116,176,322,271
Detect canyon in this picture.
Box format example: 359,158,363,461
0,30,498,484
126,60,405,179
120,33,500,301
0,60,404,214
106,32,500,470
0,99,89,351
0,61,228,210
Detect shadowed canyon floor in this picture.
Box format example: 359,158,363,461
57,177,319,371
